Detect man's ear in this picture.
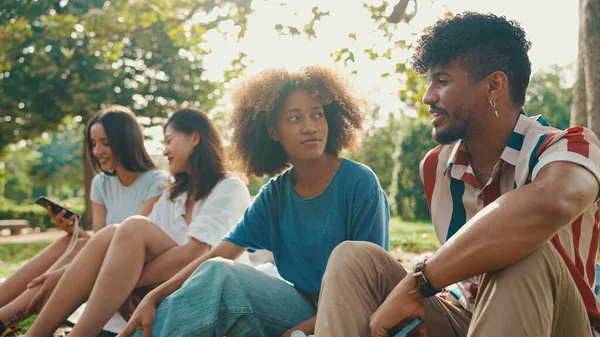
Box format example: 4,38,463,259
485,71,509,102
269,128,280,142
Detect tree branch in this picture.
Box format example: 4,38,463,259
387,0,417,24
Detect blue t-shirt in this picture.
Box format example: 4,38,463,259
224,159,390,294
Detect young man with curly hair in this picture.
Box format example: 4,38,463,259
117,66,390,337
315,12,600,337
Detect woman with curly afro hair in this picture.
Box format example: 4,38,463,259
119,66,391,337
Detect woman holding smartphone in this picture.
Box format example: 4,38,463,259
23,108,250,337
0,105,170,331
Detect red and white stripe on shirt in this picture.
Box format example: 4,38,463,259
419,112,600,332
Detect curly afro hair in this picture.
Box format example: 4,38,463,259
412,12,532,107
229,65,367,177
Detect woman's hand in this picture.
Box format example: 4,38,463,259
26,267,66,314
48,205,77,234
281,315,316,337
117,292,160,337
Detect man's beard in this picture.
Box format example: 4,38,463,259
431,105,472,145
432,121,467,145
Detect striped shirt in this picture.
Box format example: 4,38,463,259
419,112,600,333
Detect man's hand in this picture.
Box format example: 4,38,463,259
117,293,160,337
26,267,66,314
369,275,426,337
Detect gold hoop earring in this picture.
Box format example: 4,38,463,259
489,100,499,119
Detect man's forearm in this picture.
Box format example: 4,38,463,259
426,181,585,290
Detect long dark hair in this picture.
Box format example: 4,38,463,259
86,105,157,175
165,108,229,201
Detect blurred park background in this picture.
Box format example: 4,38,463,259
0,0,598,260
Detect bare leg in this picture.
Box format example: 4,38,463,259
26,225,118,337
0,238,89,327
69,216,177,337
0,235,71,308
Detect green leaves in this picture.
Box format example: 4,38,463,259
0,0,252,152
331,47,355,65
525,64,574,130
0,17,33,71
273,5,329,39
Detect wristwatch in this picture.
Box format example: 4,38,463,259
409,259,440,298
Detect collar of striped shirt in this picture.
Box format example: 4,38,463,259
442,110,547,189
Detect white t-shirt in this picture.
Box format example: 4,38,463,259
147,176,250,247
90,170,171,225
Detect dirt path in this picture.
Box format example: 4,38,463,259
0,229,93,244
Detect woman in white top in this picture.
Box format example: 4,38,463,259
0,105,169,328
25,108,251,337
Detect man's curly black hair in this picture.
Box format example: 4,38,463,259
412,12,532,107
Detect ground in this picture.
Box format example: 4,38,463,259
0,218,436,336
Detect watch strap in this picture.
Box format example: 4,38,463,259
410,259,440,298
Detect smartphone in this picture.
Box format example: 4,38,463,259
393,317,423,337
35,196,80,219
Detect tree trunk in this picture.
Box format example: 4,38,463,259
571,2,588,127
82,138,93,230
571,0,600,135
0,163,6,200
582,0,600,134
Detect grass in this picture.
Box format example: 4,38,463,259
389,218,438,253
0,242,115,337
0,242,52,278
0,217,436,336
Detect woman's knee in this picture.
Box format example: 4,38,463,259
53,232,89,251
61,237,91,259
182,258,241,289
89,224,118,246
196,258,234,275
114,216,152,240
74,237,89,250
49,233,74,250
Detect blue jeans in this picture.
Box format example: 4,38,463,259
133,258,318,337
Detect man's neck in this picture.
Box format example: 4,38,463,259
464,108,521,185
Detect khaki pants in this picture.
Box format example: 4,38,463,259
314,241,592,337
